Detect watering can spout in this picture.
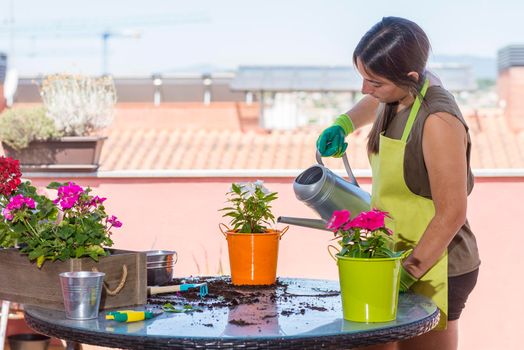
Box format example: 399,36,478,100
277,216,330,231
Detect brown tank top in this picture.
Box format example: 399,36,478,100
382,85,481,276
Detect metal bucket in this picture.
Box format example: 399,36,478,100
59,271,105,320
145,250,178,286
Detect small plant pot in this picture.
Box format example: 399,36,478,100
220,224,288,286
331,249,402,322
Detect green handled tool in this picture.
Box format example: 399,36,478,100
106,310,161,323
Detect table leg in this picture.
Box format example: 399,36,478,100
0,300,10,350
65,341,83,350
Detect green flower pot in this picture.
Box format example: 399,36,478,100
337,255,401,322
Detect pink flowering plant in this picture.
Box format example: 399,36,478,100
0,156,122,267
327,209,405,258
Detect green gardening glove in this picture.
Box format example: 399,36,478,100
316,114,355,157
316,125,347,157
399,266,418,293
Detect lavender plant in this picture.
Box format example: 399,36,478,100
40,74,117,136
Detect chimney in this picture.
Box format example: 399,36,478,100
497,45,524,132
0,53,6,113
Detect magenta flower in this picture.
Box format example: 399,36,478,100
54,182,84,210
362,209,388,231
90,196,107,207
6,194,36,210
107,215,123,228
2,208,13,221
2,194,36,221
328,208,399,259
343,208,389,232
342,214,365,230
327,210,351,231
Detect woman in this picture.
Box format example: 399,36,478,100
316,17,480,350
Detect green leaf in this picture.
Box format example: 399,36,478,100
75,246,85,258
162,303,198,313
46,182,64,190
89,253,100,261
28,248,44,260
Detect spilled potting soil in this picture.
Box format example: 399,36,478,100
147,276,340,327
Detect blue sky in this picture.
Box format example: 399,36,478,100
0,0,522,76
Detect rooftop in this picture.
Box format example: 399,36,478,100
89,102,524,172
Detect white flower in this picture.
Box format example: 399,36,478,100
234,180,270,198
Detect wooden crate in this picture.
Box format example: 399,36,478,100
0,248,147,310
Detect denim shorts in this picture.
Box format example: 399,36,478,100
448,268,479,321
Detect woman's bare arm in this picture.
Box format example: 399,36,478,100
343,94,380,129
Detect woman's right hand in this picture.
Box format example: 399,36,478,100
316,96,379,157
316,125,348,157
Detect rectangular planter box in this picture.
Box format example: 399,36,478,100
0,248,147,310
2,136,107,172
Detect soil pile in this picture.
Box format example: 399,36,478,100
147,276,339,327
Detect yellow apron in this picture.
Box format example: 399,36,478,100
370,79,448,330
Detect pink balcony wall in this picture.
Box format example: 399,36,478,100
24,175,522,350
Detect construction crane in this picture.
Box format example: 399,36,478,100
0,11,209,75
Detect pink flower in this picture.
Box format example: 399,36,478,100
326,210,351,231
362,209,388,231
90,196,107,207
2,195,35,221
2,208,13,221
54,182,84,210
107,215,123,228
342,209,389,232
6,194,36,210
342,214,365,230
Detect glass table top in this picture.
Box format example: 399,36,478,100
25,277,438,341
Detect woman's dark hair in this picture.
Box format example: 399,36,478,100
353,17,430,153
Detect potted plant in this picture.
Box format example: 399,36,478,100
0,73,117,172
327,209,410,322
219,180,287,286
0,156,146,309
0,106,63,152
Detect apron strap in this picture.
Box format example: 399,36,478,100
401,78,430,142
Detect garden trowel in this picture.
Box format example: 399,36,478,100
147,283,208,298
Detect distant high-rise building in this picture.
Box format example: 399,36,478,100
497,45,524,131
0,53,6,112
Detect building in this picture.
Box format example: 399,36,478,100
497,44,524,131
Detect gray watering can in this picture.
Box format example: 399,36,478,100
278,151,371,231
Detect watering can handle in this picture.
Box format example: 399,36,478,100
316,151,360,187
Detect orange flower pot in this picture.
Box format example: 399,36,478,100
220,224,288,285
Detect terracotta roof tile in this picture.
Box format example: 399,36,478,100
4,102,524,170
96,104,524,171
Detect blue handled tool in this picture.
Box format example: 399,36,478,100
148,282,208,297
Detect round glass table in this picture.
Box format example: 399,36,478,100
25,278,439,350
